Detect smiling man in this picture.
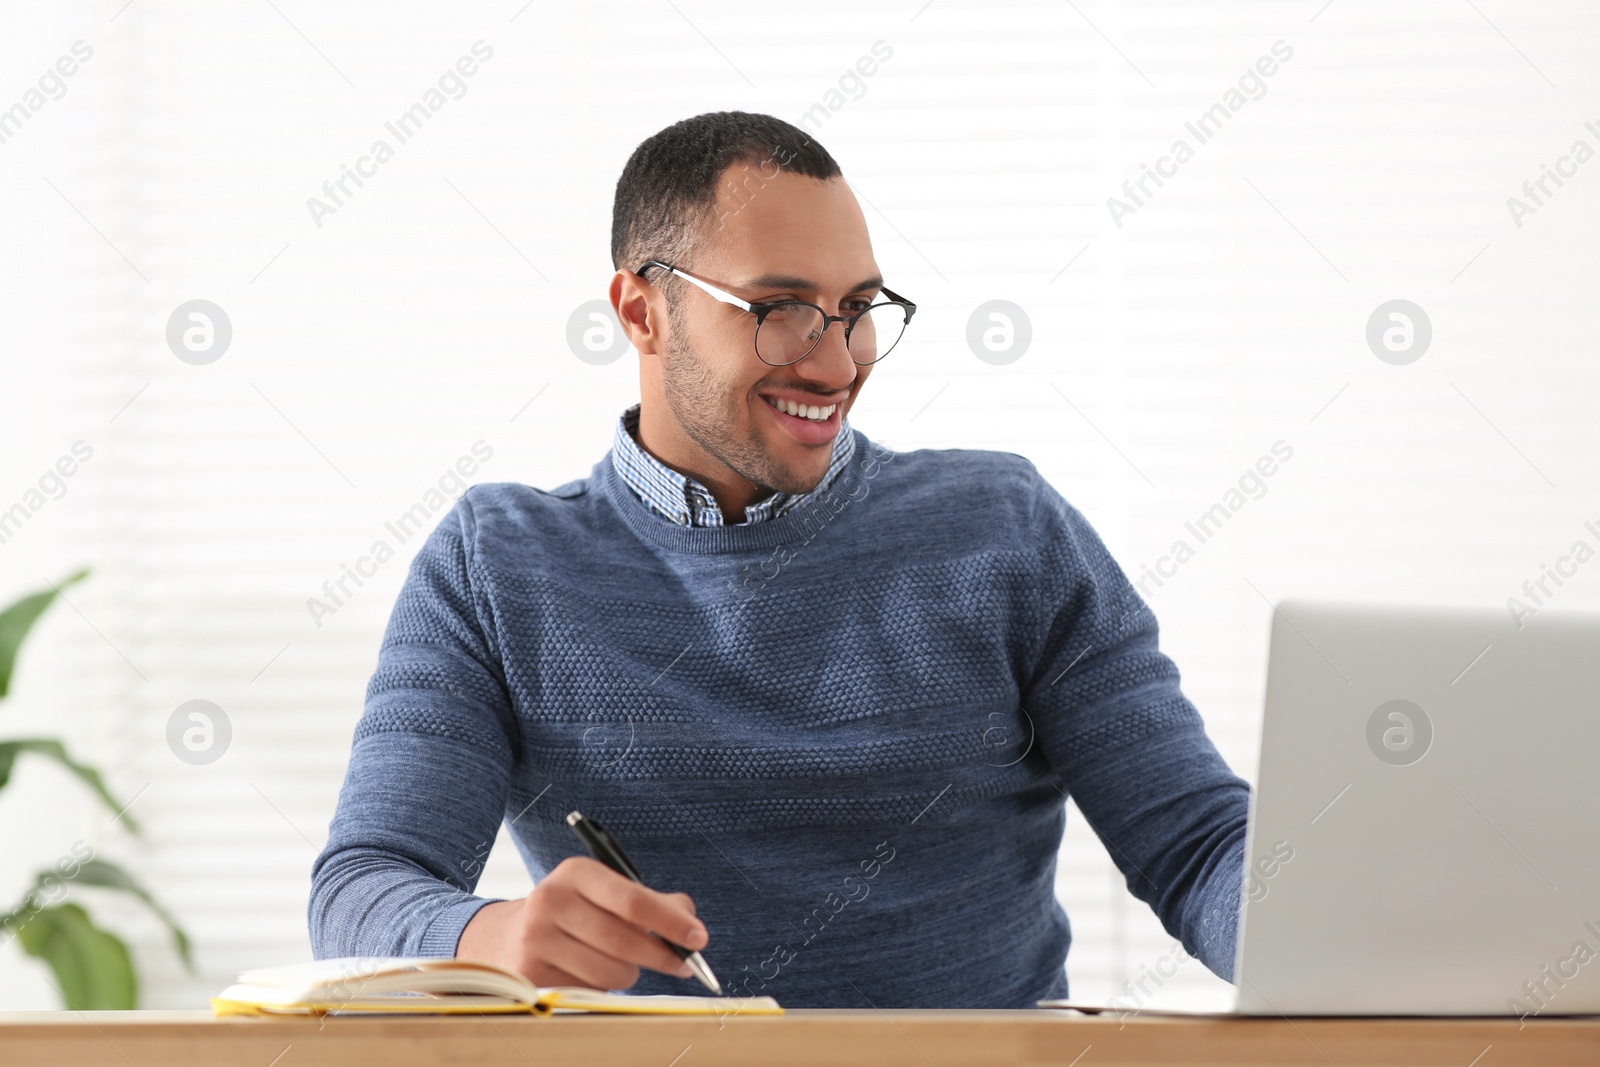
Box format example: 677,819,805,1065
309,110,1252,1009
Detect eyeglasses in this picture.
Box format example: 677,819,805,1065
635,258,916,367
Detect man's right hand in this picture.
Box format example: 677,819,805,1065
456,856,709,991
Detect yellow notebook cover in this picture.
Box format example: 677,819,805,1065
210,957,783,1017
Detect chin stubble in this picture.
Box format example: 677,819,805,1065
661,327,824,497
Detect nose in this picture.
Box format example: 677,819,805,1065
792,317,858,388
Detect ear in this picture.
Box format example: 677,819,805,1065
610,270,667,358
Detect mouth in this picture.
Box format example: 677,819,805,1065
759,392,845,446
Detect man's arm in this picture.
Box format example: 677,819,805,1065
1020,471,1250,981
308,497,519,958
307,492,710,986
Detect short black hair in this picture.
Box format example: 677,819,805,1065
610,111,842,286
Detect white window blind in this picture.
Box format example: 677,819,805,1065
0,0,1596,1009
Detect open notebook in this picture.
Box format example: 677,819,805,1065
211,957,784,1017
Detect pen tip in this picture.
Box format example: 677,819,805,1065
688,954,723,996
565,811,581,826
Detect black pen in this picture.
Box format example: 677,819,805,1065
565,810,723,995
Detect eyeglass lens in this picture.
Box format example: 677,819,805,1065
755,303,908,366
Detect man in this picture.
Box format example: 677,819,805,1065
309,110,1250,1009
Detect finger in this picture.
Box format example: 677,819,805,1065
531,963,588,989
568,860,708,949
543,926,641,991
551,894,694,978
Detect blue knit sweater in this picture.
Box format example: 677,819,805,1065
308,428,1250,1008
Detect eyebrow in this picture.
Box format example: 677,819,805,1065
738,272,884,296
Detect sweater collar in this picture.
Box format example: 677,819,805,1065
610,402,857,528
599,423,881,555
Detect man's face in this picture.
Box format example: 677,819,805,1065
650,168,883,497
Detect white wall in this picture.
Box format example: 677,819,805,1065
1,0,1596,1008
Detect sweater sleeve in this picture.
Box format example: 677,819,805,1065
1020,470,1250,983
308,493,519,959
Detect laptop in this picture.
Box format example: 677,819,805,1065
1044,599,1600,1017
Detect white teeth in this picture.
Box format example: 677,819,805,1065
767,397,836,422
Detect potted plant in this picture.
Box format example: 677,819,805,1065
0,570,192,1008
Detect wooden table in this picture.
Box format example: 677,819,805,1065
1,1009,1596,1066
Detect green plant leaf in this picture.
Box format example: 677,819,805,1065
0,738,139,833
0,569,88,700
13,902,137,1010
46,859,194,972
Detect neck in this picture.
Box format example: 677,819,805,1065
634,401,765,521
